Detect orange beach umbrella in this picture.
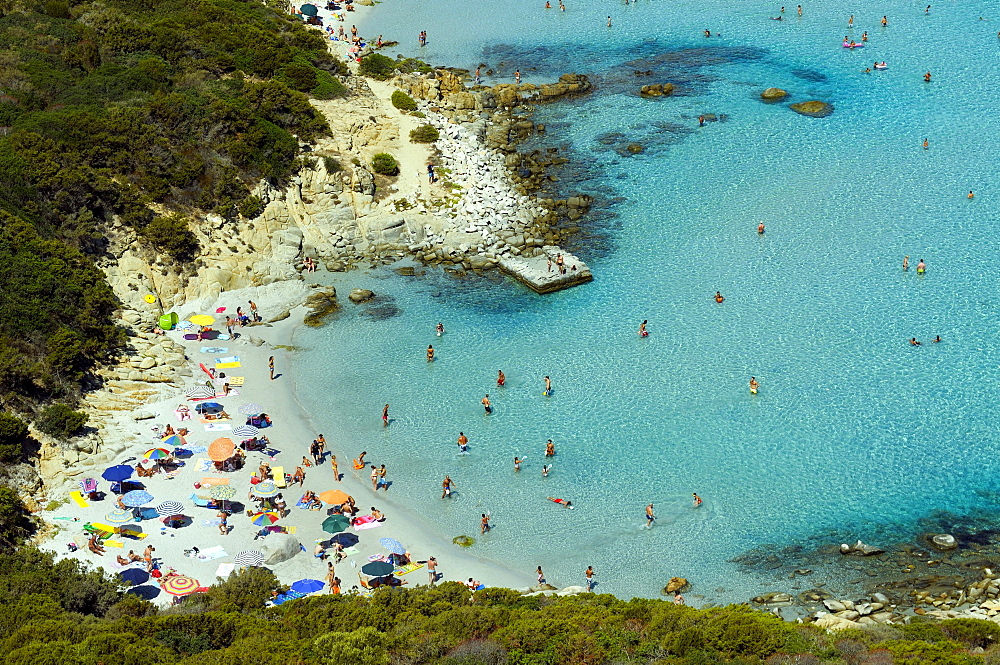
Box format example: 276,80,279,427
318,489,351,505
208,438,235,461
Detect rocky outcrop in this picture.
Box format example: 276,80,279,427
348,288,375,303
639,83,674,97
790,100,833,117
928,533,958,551
760,87,788,101
840,540,885,556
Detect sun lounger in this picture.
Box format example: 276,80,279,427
70,491,89,508
82,523,113,539
190,494,212,508
271,466,286,488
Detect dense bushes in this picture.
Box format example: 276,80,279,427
371,153,400,176
410,124,440,143
139,214,199,260
0,413,28,463
391,90,418,111
34,404,88,439
359,53,397,80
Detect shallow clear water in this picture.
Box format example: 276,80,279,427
296,0,1000,600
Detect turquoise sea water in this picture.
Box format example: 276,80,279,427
295,0,1000,601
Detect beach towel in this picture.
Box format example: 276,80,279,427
197,546,228,561
198,477,230,487
354,521,384,531
296,498,311,509
186,446,208,454
226,377,245,386
199,416,231,423
367,553,388,562
342,546,360,557
216,563,236,578
70,491,89,508
214,356,240,364
204,424,231,431
394,563,424,576
200,347,228,354
215,362,241,369
104,539,124,548
271,467,286,488
215,389,240,397
201,518,223,527
196,458,213,472
190,494,211,508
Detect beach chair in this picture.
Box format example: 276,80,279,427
83,523,113,539
70,491,89,508
80,478,99,501
271,466,286,488
190,494,212,508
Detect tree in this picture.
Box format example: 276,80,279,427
371,153,399,176
315,626,391,665
0,412,28,462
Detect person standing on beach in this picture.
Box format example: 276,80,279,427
218,511,228,535
427,556,438,585
377,464,388,491
382,404,389,427
645,503,656,528
325,561,336,591
482,394,492,414
585,565,595,591
480,513,491,534
442,475,454,498
536,566,546,584
225,316,234,337
248,300,260,322
268,356,275,380
331,455,340,481
316,434,326,460
457,432,469,453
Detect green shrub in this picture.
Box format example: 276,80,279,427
139,214,200,261
0,413,29,463
323,156,343,172
409,124,439,143
358,53,396,80
391,90,417,111
876,639,979,665
238,196,265,220
312,70,348,99
315,626,390,665
940,618,1000,649
701,605,792,659
43,0,70,18
34,404,88,439
371,152,399,176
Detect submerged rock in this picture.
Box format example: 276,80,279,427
303,288,339,327
790,100,833,117
453,535,475,547
840,540,885,556
929,534,958,551
348,288,375,303
760,87,788,101
639,83,675,97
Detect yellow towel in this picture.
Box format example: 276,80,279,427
227,377,245,386
272,466,286,488
284,526,297,534
70,491,89,508
215,362,241,369
104,539,124,548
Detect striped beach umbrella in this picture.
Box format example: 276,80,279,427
234,550,265,567
251,481,279,498
232,424,260,438
121,490,154,507
185,385,216,399
209,485,236,500
160,575,201,596
155,501,185,517
143,448,171,460
161,434,185,448
250,511,280,526
105,508,134,524
237,403,264,416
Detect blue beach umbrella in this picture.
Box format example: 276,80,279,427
102,465,134,483
119,568,149,586
105,509,134,524
121,490,154,507
379,537,406,555
252,481,279,498
291,578,325,594
195,402,224,414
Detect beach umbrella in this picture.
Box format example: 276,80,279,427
300,3,318,15
215,306,226,313
208,438,235,461
121,490,154,507
252,481,279,498
234,550,265,567
143,448,172,460
156,501,185,517
322,515,351,534
161,434,185,447
232,424,260,438
250,511,280,526
185,385,216,400
379,537,406,555
189,315,215,326
119,568,149,586
195,402,224,414
210,485,236,500
160,575,201,596
238,403,264,416
102,465,134,484
291,578,325,594
361,561,394,577
319,489,351,505
105,508,134,524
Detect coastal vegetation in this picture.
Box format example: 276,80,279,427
0,542,995,664
392,89,419,111
372,152,400,176
0,0,344,412
410,124,440,143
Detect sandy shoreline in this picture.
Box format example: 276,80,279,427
39,279,533,603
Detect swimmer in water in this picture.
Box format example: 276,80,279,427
436,322,444,335
916,259,926,274
881,15,887,26
704,29,711,37
639,320,648,336
645,503,656,528
692,493,703,508
513,456,523,471
909,338,921,346
715,291,725,303
903,255,909,271
497,369,505,387
457,432,469,453
924,71,932,82
923,138,929,150
544,375,552,395
757,222,765,234
481,394,492,413
861,31,868,41
541,464,552,477
968,190,975,199
749,376,759,393
932,335,942,343
545,439,555,456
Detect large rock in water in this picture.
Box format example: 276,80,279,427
348,288,375,303
761,87,788,101
790,100,833,117
929,533,958,551
665,577,689,593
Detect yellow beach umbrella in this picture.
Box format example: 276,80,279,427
189,314,215,326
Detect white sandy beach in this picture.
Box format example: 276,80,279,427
40,279,533,604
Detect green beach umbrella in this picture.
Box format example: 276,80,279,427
361,561,394,576
322,515,351,534
300,3,318,15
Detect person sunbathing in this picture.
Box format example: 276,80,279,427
88,535,106,556
128,550,142,562
370,507,384,521
116,554,131,566
164,424,175,436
